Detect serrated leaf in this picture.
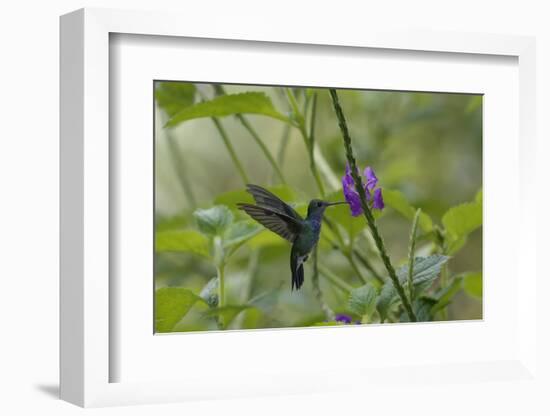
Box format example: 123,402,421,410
377,255,449,321
165,92,290,127
401,297,437,322
223,220,263,248
431,276,464,314
442,201,482,243
155,287,205,332
396,255,450,294
193,205,234,236
376,282,400,322
155,82,196,117
348,283,378,317
155,229,210,258
383,189,433,233
463,271,482,299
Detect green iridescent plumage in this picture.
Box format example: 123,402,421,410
237,184,345,290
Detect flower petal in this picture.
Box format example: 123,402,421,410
364,166,378,191
372,188,385,210
342,165,363,216
335,313,353,324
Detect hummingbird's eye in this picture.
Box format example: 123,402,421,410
317,201,323,207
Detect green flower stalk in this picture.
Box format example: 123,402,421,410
329,89,417,322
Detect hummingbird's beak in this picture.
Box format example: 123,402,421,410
326,201,347,207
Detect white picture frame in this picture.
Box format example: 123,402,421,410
60,7,538,408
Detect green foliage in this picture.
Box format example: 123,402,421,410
348,283,378,318
200,277,219,308
400,297,437,322
223,220,262,248
155,82,196,116
155,229,210,258
203,305,256,329
194,205,234,236
154,83,482,332
383,189,433,233
431,276,464,314
165,92,290,128
463,271,482,298
442,198,482,254
155,287,206,332
377,255,449,321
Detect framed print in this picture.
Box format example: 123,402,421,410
60,7,539,408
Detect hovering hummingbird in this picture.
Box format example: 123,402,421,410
237,184,346,291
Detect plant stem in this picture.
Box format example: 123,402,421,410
353,250,384,284
312,246,335,321
276,123,291,167
286,88,326,197
322,218,372,285
407,209,421,303
210,117,250,185
329,89,417,322
440,264,449,320
318,264,354,293
159,112,198,209
217,263,226,329
213,85,287,185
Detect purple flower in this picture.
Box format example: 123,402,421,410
341,164,385,216
334,313,353,324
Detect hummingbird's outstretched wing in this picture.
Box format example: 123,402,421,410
237,203,303,243
245,184,303,221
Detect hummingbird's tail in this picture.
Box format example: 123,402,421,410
290,250,305,290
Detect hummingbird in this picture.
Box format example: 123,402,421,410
237,184,346,291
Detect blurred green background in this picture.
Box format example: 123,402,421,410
154,82,482,332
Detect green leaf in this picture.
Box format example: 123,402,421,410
377,282,400,322
165,92,290,127
348,283,378,317
200,277,219,308
155,287,205,332
155,229,210,258
194,205,234,236
442,201,482,253
246,230,288,248
203,305,254,329
383,189,433,233
401,297,437,322
223,220,262,248
475,189,483,204
241,308,263,329
463,271,482,299
155,82,196,117
431,276,464,314
377,255,449,321
397,254,450,294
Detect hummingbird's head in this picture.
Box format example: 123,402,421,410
307,199,347,217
